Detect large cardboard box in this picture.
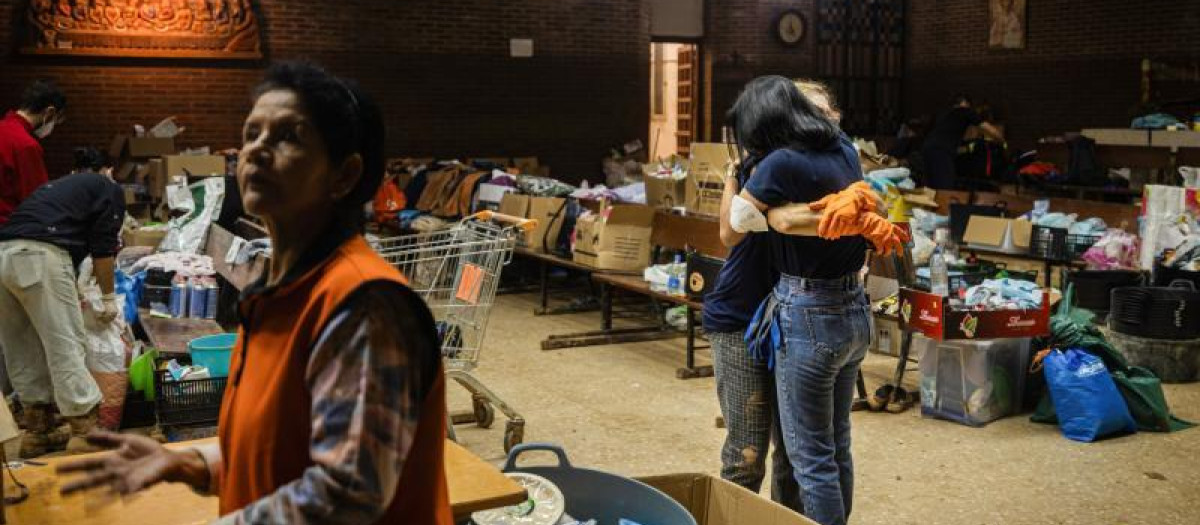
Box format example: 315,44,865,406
573,204,655,271
122,227,167,249
474,182,516,212
146,158,167,200
686,143,731,216
526,196,567,252
645,175,688,209
497,193,530,220
639,473,816,525
963,216,1032,253
165,154,226,178
110,135,177,160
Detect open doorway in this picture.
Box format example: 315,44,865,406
649,42,700,160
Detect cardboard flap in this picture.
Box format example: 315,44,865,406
1010,219,1033,248
606,204,657,226
963,216,1010,247
689,143,734,181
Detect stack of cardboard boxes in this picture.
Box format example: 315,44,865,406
109,134,228,210
643,142,731,217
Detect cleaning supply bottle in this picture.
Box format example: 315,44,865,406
930,241,949,297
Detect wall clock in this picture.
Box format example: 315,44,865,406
776,10,806,46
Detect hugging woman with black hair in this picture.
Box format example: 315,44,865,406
56,61,453,525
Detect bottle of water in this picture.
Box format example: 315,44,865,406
667,254,684,296
930,245,950,297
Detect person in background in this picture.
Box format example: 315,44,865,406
708,78,851,514
919,93,1003,189
0,80,67,225
0,147,118,458
728,76,903,525
58,61,453,525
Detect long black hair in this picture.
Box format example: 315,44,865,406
253,61,386,229
727,75,840,156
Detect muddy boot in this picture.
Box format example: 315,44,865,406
64,408,101,455
18,404,70,459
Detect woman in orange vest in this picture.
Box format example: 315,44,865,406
56,61,453,525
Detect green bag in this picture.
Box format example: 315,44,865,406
128,348,160,402
1030,285,1194,432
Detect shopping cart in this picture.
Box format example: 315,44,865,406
373,211,535,452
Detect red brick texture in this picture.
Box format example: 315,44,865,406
0,0,650,184
907,0,1200,151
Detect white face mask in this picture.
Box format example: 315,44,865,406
33,119,56,139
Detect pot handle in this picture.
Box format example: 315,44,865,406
503,442,573,472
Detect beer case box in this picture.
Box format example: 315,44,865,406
572,204,656,272
164,155,227,178
639,473,818,525
525,196,567,253
645,175,688,210
898,287,1050,341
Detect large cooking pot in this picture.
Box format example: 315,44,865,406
501,443,697,525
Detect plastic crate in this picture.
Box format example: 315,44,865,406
1066,233,1102,259
989,261,1039,284
154,366,227,428
1029,225,1070,261
1153,263,1200,290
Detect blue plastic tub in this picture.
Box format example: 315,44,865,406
188,333,237,378
502,444,697,525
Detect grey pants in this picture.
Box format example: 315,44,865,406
710,330,802,513
0,240,101,416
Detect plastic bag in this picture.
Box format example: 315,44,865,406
160,177,225,254
77,261,133,430
1043,348,1137,442
1081,229,1140,270
115,270,146,325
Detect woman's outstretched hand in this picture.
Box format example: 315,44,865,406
56,431,209,496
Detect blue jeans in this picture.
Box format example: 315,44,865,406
773,275,871,525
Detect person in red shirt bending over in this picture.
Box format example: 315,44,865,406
1,80,67,225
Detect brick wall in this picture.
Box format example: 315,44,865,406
705,0,818,137
0,0,650,184
907,0,1200,151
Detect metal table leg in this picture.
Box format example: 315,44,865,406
601,282,613,331
676,306,714,379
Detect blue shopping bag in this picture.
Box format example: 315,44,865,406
115,270,146,326
1044,348,1137,442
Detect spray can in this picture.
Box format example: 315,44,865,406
204,278,219,320
189,279,207,319
170,275,189,318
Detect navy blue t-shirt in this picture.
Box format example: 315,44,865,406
702,162,777,333
745,139,868,279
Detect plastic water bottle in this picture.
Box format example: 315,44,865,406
667,254,684,296
930,246,950,297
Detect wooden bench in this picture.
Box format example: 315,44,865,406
540,209,724,379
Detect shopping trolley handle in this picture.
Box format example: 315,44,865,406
470,211,538,233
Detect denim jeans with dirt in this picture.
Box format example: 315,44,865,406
773,275,871,525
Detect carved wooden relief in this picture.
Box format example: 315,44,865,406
22,0,261,59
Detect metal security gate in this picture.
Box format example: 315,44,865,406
817,0,906,137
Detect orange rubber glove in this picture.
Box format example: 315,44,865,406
808,182,880,240
857,213,911,256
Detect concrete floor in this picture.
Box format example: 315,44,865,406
450,291,1200,525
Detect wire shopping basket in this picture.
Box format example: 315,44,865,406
373,211,534,451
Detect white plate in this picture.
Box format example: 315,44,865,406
471,472,566,525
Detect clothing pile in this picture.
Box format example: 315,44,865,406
964,278,1043,310
1081,229,1141,270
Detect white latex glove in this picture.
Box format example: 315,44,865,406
97,293,120,325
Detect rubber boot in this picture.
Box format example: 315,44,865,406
18,404,70,459
64,407,101,455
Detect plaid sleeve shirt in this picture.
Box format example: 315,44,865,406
200,281,440,525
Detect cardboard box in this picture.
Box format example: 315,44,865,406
899,287,1050,341
526,196,567,252
573,204,656,271
963,216,1031,253
110,135,177,160
686,143,731,216
146,159,167,200
497,193,530,220
122,228,167,249
639,473,817,525
164,155,226,178
645,175,688,209
474,183,516,212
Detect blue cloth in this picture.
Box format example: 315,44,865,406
771,275,871,525
744,139,868,279
703,157,778,333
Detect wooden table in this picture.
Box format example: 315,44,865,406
513,247,636,316
4,439,525,524
542,273,712,379
137,309,224,355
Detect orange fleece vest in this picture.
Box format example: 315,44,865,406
217,235,452,524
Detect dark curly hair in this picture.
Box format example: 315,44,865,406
253,61,386,228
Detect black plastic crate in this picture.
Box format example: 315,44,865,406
120,391,157,429
154,367,227,428
990,262,1039,283
1030,225,1070,261
1153,263,1200,290
914,270,989,292
1066,233,1103,259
